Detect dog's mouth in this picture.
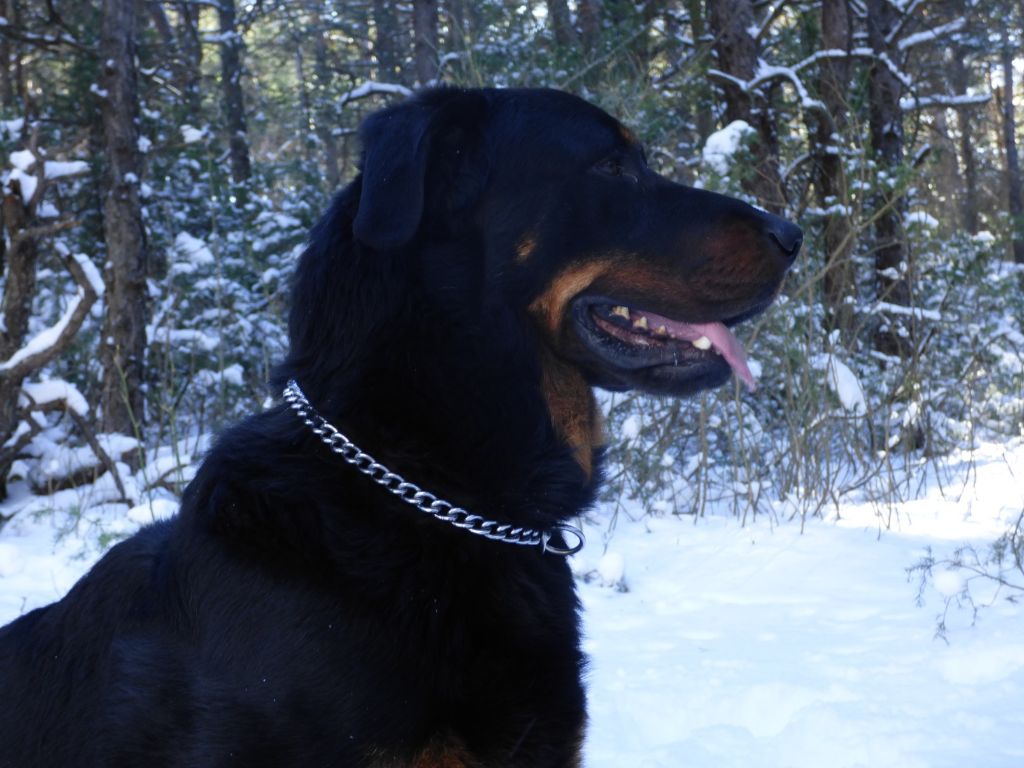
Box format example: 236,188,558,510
570,295,760,394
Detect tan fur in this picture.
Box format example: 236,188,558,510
538,350,602,479
527,260,613,335
410,743,473,768
617,123,639,145
515,233,537,263
366,738,476,768
526,260,617,476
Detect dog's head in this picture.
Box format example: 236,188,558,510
350,88,799,400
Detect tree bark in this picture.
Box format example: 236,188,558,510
579,0,603,50
707,0,786,212
0,0,15,109
413,0,439,86
686,0,713,146
175,0,203,115
98,0,147,434
1001,38,1024,263
546,0,578,47
373,0,407,83
218,0,251,184
312,12,340,190
951,50,979,234
813,0,855,339
866,0,912,355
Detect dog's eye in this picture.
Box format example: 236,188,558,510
594,157,639,183
594,158,625,177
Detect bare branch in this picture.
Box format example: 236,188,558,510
0,252,100,381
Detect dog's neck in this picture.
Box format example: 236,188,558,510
272,192,602,527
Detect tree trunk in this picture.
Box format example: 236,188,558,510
546,0,578,47
686,0,713,146
579,0,603,50
0,0,15,110
313,13,340,191
98,0,147,434
413,0,439,86
374,0,407,83
707,0,786,212
218,0,251,184
1001,38,1024,263
175,0,203,115
0,194,39,500
951,50,979,234
813,0,855,339
866,0,911,355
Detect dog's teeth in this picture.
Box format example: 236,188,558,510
693,336,712,350
611,305,630,319
654,325,668,336
633,315,649,330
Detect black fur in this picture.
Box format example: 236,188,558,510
0,88,798,767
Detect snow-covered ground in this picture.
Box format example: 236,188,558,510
2,441,1023,767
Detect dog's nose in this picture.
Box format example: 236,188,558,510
765,216,803,265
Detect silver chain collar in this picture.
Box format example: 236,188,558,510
282,379,585,556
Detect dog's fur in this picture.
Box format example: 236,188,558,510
0,88,799,767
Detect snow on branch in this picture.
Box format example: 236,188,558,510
886,0,927,44
338,82,413,109
873,301,942,322
19,379,88,417
708,63,832,128
899,93,991,110
750,62,829,115
898,18,966,50
789,48,913,90
0,252,102,380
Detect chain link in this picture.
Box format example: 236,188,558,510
282,380,584,556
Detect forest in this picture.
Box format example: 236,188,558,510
0,1,1023,764
0,0,1018,538
0,1,1020,578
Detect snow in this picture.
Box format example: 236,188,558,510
180,124,207,144
874,301,943,323
897,18,965,51
9,148,35,171
172,231,216,275
72,252,105,297
8,167,37,203
338,81,414,108
44,160,88,179
810,354,867,416
0,117,23,138
20,379,89,417
576,442,1024,767
0,288,88,372
2,442,1024,766
904,210,939,228
702,121,754,175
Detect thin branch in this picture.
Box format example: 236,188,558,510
27,399,128,501
0,252,100,381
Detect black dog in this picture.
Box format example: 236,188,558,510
0,88,799,767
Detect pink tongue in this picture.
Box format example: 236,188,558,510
639,311,756,392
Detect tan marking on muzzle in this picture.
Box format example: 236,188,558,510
529,259,617,477
528,259,614,335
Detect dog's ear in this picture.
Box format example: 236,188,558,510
353,90,487,251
